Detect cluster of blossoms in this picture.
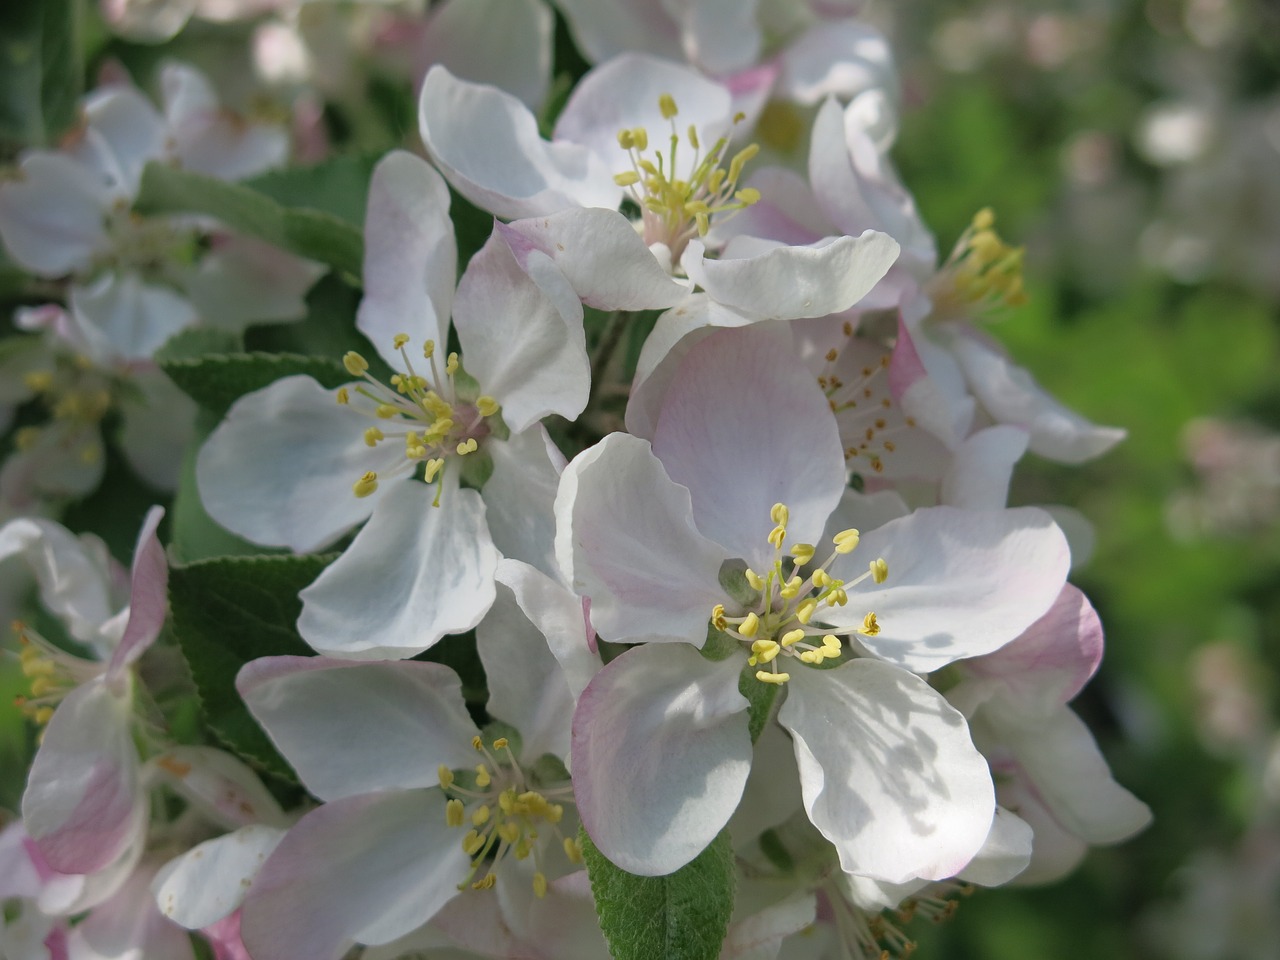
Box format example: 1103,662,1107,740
0,2,1151,959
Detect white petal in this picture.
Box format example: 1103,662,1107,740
483,427,564,578
453,228,590,431
146,745,288,828
651,324,846,570
297,480,499,659
180,234,324,331
555,0,683,66
116,369,198,492
777,22,896,105
721,891,816,960
679,0,762,76
420,0,553,108
572,644,752,875
555,433,728,645
70,272,198,363
956,806,1033,887
153,825,287,929
196,375,396,553
79,85,167,195
0,517,116,645
827,506,1071,672
105,505,167,677
0,152,110,276
781,660,994,883
161,62,287,179
498,209,686,311
240,790,470,959
419,65,620,219
238,656,480,800
683,231,899,320
357,151,457,366
68,862,195,960
940,425,1029,510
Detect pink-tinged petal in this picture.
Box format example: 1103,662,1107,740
497,209,686,311
498,866,610,959
555,433,728,645
997,776,1087,886
106,505,166,679
652,324,846,570
555,54,733,183
116,368,198,492
147,746,288,828
781,660,995,884
483,427,565,578
238,657,479,800
940,425,1029,510
0,823,43,899
721,891,816,960
572,644,752,875
453,227,590,431
683,230,899,321
204,912,252,960
496,558,601,703
34,826,144,916
154,825,287,929
956,806,1033,887
357,151,457,367
947,335,1126,464
69,862,195,960
298,480,499,659
241,790,470,959
0,152,110,276
705,167,829,249
950,584,1104,717
825,506,1071,673
679,0,762,76
419,66,620,220
888,315,974,449
161,63,287,180
478,582,576,765
79,84,167,195
196,375,398,553
70,272,199,363
778,21,896,105
419,0,553,108
181,235,324,331
1043,504,1097,570
22,679,144,874
0,517,116,645
555,0,682,66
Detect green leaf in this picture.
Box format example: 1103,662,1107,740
581,826,735,960
242,153,381,226
169,553,333,780
134,162,364,278
0,0,81,150
160,350,347,418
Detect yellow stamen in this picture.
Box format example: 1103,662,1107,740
352,472,378,498
343,351,369,376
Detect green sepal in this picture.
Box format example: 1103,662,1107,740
738,664,781,744
580,826,736,960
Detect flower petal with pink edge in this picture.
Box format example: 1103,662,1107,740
889,313,974,450
497,209,687,311
0,517,117,646
357,151,457,367
240,790,470,959
161,63,286,180
419,66,620,220
651,324,846,571
453,227,590,432
780,659,994,884
153,825,287,930
555,432,728,645
238,657,479,800
68,862,196,960
22,679,144,875
0,152,110,276
196,375,401,553
106,506,166,680
419,0,553,109
682,230,899,320
297,480,498,659
572,644,751,875
824,506,1071,673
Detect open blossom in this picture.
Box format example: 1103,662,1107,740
556,322,1070,881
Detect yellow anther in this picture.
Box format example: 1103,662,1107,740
631,127,649,151
859,612,881,636
614,171,641,187
425,458,445,482
420,340,435,360
744,569,764,591
23,371,53,392
781,629,806,647
973,207,995,231
472,735,484,750
767,525,786,549
475,764,491,787
28,677,52,698
462,830,485,855
727,144,759,183
456,438,479,456
335,387,350,405
375,404,397,419
472,873,497,891
445,798,465,827
363,427,384,447
438,765,455,789
770,503,789,525
812,569,832,589
497,822,520,845
343,351,369,376
711,603,727,629
790,543,815,566
475,395,499,418
738,613,760,638
498,789,516,814
735,187,761,206
822,634,842,652
21,657,53,678
564,837,583,863
798,650,820,664
445,352,459,376
830,588,848,606
686,123,700,149
392,333,410,350
870,558,888,584
833,529,861,554
472,805,491,827
695,211,710,236
659,93,678,119
779,576,803,599
34,706,54,726
617,129,635,150
756,670,790,685
352,472,379,498
533,872,548,898
752,639,780,663
492,737,509,750
796,599,818,624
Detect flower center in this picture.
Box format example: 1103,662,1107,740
16,355,118,467
336,334,501,506
710,503,888,686
927,207,1027,319
612,93,761,261
437,736,581,898
99,203,200,278
11,622,105,727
